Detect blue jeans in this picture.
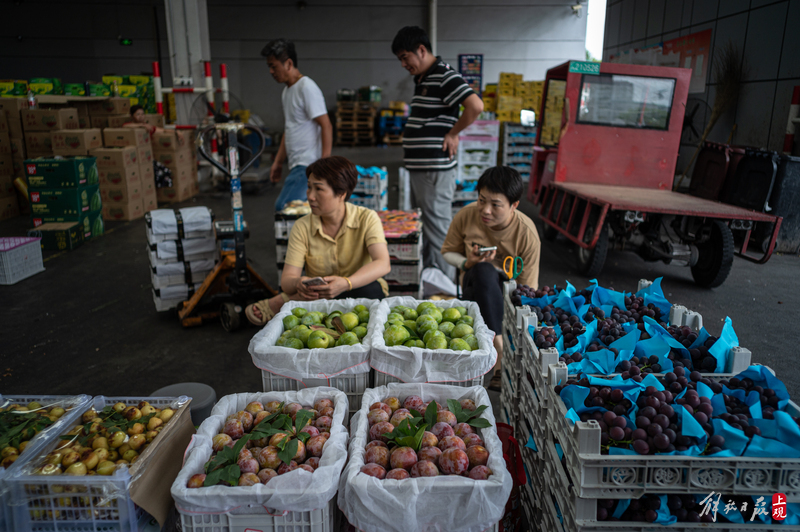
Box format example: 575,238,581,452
275,165,308,211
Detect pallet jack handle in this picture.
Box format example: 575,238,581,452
196,123,266,177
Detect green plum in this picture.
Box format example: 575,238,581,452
383,324,410,346
462,334,479,350
324,311,343,329
403,308,418,321
352,326,368,339
426,336,448,350
404,339,425,348
449,338,470,351
283,315,301,330
442,308,462,323
416,302,436,314
291,307,308,318
438,321,455,336
423,329,445,345
455,306,468,317
295,328,312,346
387,312,404,323
284,338,304,349
357,310,370,324
416,315,438,336
336,331,359,346
420,307,443,323
353,304,368,314
307,331,330,349
457,315,474,327
301,313,322,326
403,320,417,333
392,305,409,315
341,312,359,331
452,323,474,338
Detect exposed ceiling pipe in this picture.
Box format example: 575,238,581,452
429,0,437,56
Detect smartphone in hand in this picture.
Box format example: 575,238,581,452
302,277,328,287
478,246,497,253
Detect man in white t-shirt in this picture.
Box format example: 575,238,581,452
261,39,332,211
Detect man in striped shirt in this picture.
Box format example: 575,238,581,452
392,26,484,278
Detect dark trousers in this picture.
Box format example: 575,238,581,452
336,280,385,300
462,262,504,336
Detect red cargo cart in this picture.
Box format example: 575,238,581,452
527,61,781,287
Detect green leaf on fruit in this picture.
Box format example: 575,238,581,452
447,399,463,421
297,431,310,444
402,326,419,340
468,418,492,429
277,438,298,465
204,467,224,487
424,402,438,431
294,410,314,433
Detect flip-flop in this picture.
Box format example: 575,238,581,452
245,299,274,326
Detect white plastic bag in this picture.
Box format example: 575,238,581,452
249,298,378,381
368,297,497,383
339,383,512,532
171,388,348,513
148,207,213,241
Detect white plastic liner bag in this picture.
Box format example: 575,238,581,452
171,388,348,513
339,383,512,532
369,297,497,383
148,207,213,242
249,298,379,381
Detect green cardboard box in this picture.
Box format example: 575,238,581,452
0,80,28,96
29,78,63,95
88,83,111,97
27,221,84,251
63,83,86,96
29,184,101,217
32,208,104,241
25,157,99,188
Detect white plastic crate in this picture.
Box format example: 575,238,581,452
8,395,189,532
180,500,337,532
461,120,500,137
544,362,800,501
384,261,422,285
371,369,483,388
276,243,288,263
348,191,387,211
274,219,298,239
453,189,479,201
260,371,371,421
0,237,45,285
459,163,494,180
386,240,421,261
353,169,388,195
0,394,91,532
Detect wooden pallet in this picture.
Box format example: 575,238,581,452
336,138,375,147
383,134,403,146
336,119,373,128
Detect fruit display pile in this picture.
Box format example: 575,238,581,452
382,302,479,351
359,395,493,480
32,400,176,476
0,400,75,469
187,399,335,488
554,365,797,456
276,305,370,349
515,278,737,375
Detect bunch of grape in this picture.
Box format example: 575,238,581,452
533,327,557,350
595,494,715,523
665,325,720,372
510,284,556,307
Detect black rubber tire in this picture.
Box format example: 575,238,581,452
221,302,241,332
576,225,609,278
691,220,734,288
542,223,558,242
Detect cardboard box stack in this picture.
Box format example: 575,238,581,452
146,207,217,311
90,126,153,221
87,97,130,133
540,80,566,146
0,97,30,218
25,156,104,241
496,72,523,122
518,81,544,114
151,129,198,203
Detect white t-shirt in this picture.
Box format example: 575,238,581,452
281,76,328,170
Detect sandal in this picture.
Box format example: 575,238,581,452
487,369,502,392
245,299,274,326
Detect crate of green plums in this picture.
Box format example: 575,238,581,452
248,299,381,419
368,297,498,386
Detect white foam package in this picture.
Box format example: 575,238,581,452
339,383,512,532
368,297,497,383
171,388,348,513
249,298,378,381
147,207,213,243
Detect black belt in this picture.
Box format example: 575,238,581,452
174,209,185,240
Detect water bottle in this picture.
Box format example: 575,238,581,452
27,90,36,110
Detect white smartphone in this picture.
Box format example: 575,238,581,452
478,246,497,253
302,277,327,287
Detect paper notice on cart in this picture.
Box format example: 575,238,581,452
368,297,497,383
248,299,377,381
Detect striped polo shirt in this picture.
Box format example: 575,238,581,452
403,57,476,171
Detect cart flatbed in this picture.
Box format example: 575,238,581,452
552,182,776,222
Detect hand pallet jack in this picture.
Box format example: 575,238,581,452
178,122,277,331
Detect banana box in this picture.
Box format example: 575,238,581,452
0,80,28,96
29,184,101,217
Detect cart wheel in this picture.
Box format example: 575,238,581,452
220,302,242,332
542,223,558,242
691,220,734,288
576,225,609,278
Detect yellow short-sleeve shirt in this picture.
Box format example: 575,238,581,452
284,203,388,291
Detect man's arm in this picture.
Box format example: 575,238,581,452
270,134,287,183
314,114,333,158
443,93,484,158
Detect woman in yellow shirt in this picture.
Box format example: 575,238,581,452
245,156,391,326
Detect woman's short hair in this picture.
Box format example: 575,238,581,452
306,156,358,200
129,104,144,116
477,166,524,204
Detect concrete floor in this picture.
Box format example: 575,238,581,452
2,145,799,406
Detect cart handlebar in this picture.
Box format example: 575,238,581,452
196,123,266,177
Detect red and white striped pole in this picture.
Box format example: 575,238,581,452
219,63,230,114
204,61,214,116
152,61,164,115
784,86,800,155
